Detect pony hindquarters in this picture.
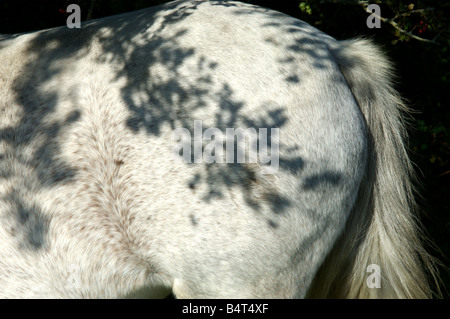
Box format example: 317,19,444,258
0,0,439,299
307,38,439,299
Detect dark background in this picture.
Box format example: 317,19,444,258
1,0,448,298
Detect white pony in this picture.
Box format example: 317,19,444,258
0,0,438,298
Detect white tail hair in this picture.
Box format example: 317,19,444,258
307,38,440,298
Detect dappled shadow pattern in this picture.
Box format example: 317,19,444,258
0,0,347,250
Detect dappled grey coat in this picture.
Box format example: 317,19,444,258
0,0,437,298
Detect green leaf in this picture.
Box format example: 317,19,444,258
299,2,312,15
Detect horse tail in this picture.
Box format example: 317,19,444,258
307,38,440,298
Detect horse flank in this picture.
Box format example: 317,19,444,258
0,0,440,298
308,38,440,298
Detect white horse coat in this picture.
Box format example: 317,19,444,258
0,0,436,298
